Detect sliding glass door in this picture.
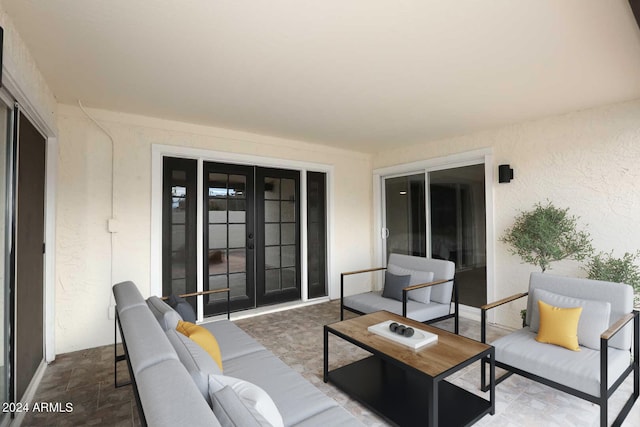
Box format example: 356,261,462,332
383,164,487,307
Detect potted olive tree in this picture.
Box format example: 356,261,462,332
501,201,593,323
585,251,640,308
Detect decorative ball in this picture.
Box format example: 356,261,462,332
396,325,406,335
403,327,415,337
389,322,399,332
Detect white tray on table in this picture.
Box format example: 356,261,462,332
367,320,438,350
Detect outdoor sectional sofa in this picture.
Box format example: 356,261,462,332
113,281,363,427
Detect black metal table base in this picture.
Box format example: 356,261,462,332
327,356,492,427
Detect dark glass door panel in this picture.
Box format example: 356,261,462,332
203,163,255,315
162,157,198,309
384,174,426,258
429,164,486,307
256,168,301,305
307,171,327,298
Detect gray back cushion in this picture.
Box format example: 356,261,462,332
387,254,455,304
147,296,182,331
165,328,222,405
526,272,633,350
113,281,147,314
386,264,434,303
530,288,611,350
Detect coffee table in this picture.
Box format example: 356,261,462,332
324,311,495,427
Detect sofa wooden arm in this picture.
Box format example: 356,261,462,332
480,292,528,343
341,266,387,277
601,311,638,341
161,288,232,320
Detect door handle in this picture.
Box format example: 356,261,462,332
382,228,390,239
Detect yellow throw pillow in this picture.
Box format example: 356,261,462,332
535,300,582,351
176,320,223,371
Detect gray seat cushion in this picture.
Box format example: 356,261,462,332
343,291,450,322
223,350,338,426
493,327,631,397
200,320,265,361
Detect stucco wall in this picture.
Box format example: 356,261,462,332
55,104,373,354
0,6,57,131
373,99,640,327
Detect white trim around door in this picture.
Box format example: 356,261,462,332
373,148,495,321
150,144,334,318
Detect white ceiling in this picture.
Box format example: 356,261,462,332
4,0,640,153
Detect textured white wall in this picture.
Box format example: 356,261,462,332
373,99,640,327
55,105,373,354
0,7,57,131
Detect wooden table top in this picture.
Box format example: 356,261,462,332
327,311,492,378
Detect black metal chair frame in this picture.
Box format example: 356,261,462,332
340,266,459,334
479,292,639,427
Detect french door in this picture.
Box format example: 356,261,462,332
163,157,304,316
202,163,301,315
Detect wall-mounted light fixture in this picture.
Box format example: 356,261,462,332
498,164,514,183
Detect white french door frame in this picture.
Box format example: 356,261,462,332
151,144,334,321
373,148,495,321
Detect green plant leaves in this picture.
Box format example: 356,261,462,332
501,201,593,272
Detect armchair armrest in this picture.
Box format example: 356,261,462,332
601,311,638,341
400,279,451,318
599,310,638,402
403,278,449,292
481,292,528,311
340,267,386,320
480,292,528,343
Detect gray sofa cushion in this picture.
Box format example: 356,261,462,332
113,281,148,314
381,271,411,301
147,296,182,331
136,359,221,427
209,375,284,427
530,288,611,350
118,306,179,376
166,328,222,404
387,264,434,303
493,327,631,397
211,386,262,427
344,291,450,322
526,273,633,350
200,320,265,362
387,254,454,304
223,349,337,426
